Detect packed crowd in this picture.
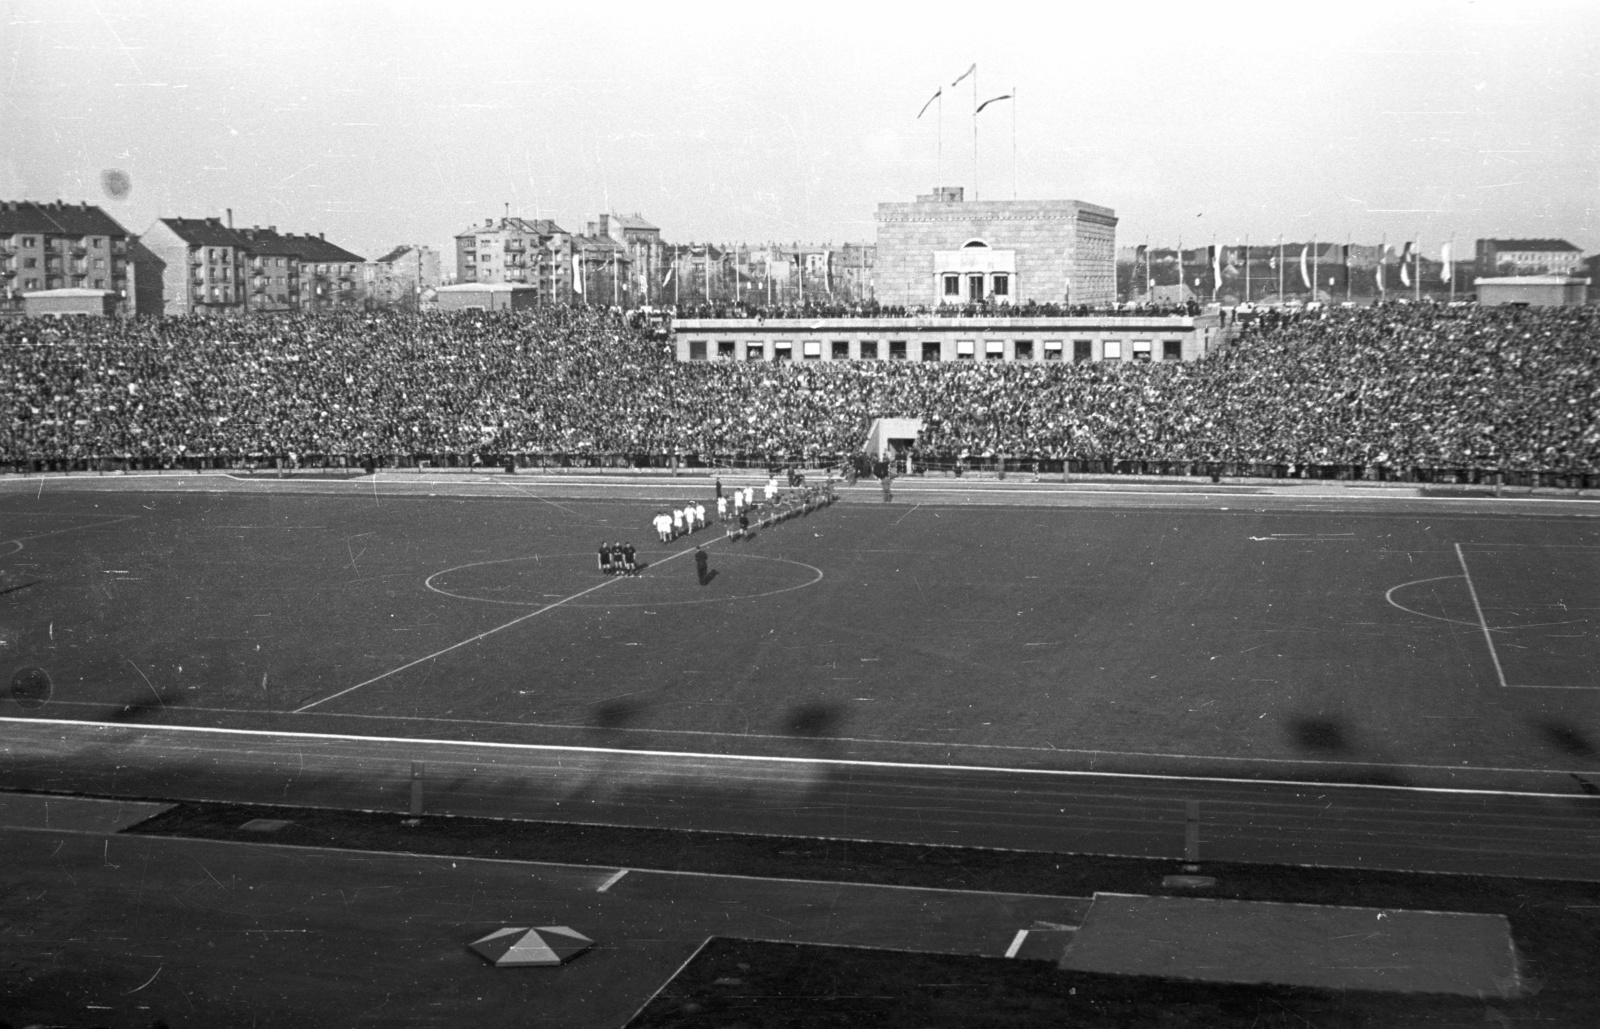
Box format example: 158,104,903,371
2,302,1595,473
669,299,1202,320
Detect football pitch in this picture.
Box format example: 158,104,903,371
2,474,1597,798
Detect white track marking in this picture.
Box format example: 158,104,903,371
293,536,721,713
5,716,1597,800
1004,929,1029,958
596,868,629,892
1455,543,1510,689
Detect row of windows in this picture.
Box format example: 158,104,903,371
942,273,1009,297
686,339,1186,362
6,236,111,249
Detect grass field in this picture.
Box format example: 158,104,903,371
2,480,1597,787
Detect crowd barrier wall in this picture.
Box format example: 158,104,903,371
4,454,1597,491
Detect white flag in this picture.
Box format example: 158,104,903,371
1298,245,1311,289
1440,242,1452,283
573,252,584,295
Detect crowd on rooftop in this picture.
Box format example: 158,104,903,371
669,299,1203,320
2,301,1595,475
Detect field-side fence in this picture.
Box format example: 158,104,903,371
4,452,1597,490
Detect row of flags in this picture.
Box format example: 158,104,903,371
917,63,1011,120
1133,241,1460,291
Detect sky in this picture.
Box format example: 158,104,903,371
2,0,1596,261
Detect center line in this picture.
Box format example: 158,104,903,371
292,535,719,713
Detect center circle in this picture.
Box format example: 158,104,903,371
426,551,823,608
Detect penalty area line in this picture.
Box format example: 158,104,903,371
292,534,719,713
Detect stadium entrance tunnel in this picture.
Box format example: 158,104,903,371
425,552,822,609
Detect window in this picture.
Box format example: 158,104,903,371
1073,340,1093,363
688,340,707,360
992,274,1009,297
832,340,850,360
1163,340,1183,362
985,340,1005,360
956,340,976,360
746,343,765,361
1014,340,1033,361
803,341,822,359
94,258,105,269
718,340,735,359
1103,340,1123,361
23,257,35,269
1044,340,1064,361
93,278,104,288
21,237,35,248
943,274,960,297
1132,341,1152,363
861,340,881,360
921,342,941,361
889,340,907,360
774,342,793,361
93,238,104,248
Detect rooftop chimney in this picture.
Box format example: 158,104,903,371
226,208,233,228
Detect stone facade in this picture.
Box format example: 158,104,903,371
875,187,1116,308
672,315,1218,364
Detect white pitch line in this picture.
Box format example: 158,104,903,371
4,716,1597,800
1455,542,1509,689
1004,929,1030,958
596,868,629,893
293,536,718,713
34,699,1600,780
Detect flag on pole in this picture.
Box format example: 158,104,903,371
1399,242,1413,287
1299,245,1311,289
1440,242,1452,282
952,63,976,87
975,94,1012,115
661,265,673,287
573,252,584,296
1210,245,1221,291
917,88,942,119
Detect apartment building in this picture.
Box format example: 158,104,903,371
139,217,252,316
0,200,134,318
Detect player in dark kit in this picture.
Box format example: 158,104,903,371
598,542,613,575
621,541,637,575
694,546,709,585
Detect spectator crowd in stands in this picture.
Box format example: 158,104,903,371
2,302,1595,476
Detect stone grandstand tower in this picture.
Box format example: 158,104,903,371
875,186,1116,308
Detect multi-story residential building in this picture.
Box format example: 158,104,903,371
0,200,134,318
575,220,634,307
598,213,663,301
234,227,303,312
365,245,442,309
454,217,574,300
1475,238,1584,278
277,232,364,312
139,217,252,316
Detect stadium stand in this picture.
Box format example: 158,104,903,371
2,303,1596,484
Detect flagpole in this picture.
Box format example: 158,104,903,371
1277,235,1283,302
937,91,942,187
972,66,979,200
1012,84,1018,201
1414,234,1421,303
1345,233,1352,304
1448,235,1455,304
1312,236,1318,303
1244,234,1250,305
